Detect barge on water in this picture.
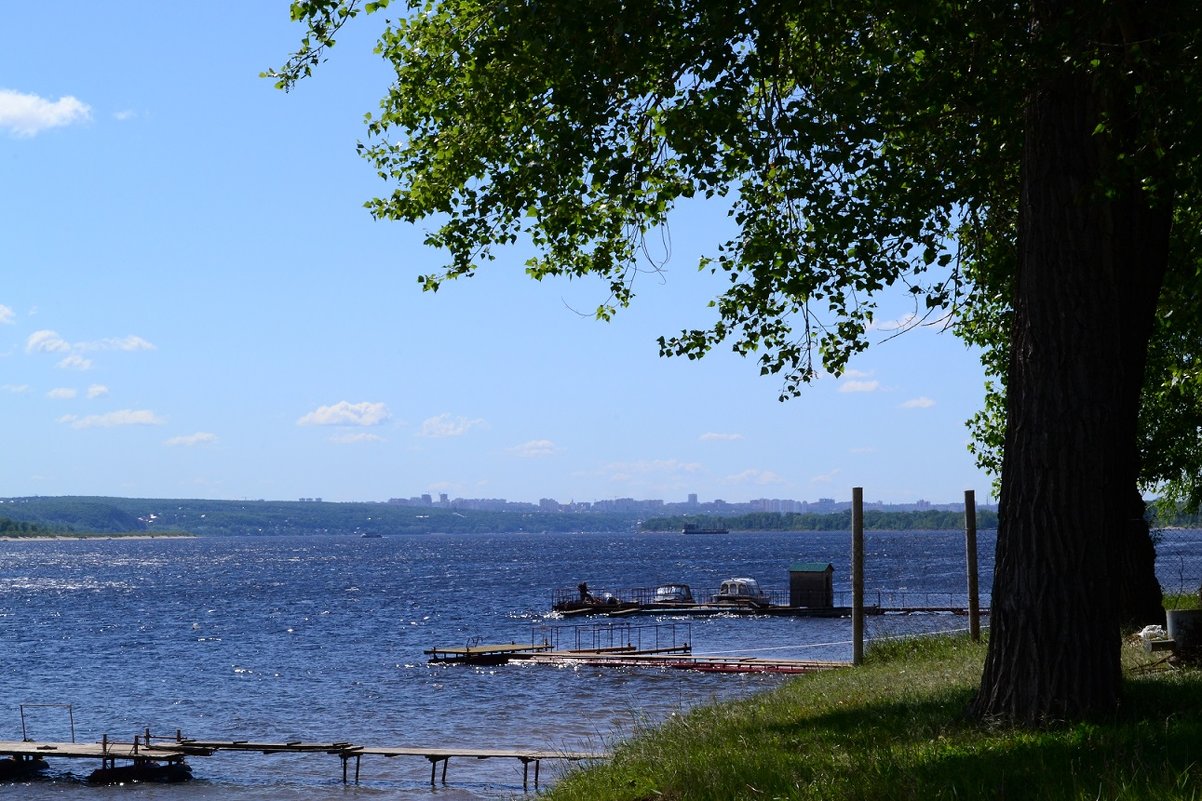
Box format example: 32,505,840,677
680,523,729,534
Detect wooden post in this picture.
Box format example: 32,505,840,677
964,489,980,642
852,487,865,666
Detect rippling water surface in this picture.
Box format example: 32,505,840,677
0,528,1195,799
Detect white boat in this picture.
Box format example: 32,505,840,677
650,583,695,605
711,577,769,608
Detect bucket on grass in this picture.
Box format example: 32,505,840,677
1166,609,1202,650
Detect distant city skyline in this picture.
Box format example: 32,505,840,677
382,491,990,514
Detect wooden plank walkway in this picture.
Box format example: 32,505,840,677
425,641,552,664
177,738,605,789
0,736,606,790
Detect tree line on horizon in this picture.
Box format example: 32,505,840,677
642,509,1001,532
7,496,1202,537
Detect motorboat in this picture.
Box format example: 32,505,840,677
650,583,695,606
711,577,769,608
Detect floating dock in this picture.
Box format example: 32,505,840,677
427,622,845,675
425,640,553,665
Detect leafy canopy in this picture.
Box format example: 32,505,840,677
269,0,1026,398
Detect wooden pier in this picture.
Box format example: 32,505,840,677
0,731,605,790
426,623,845,675
425,640,553,664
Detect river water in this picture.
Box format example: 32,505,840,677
1,528,1197,799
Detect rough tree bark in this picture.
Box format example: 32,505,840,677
972,1,1171,723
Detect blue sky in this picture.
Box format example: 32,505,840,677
0,3,992,506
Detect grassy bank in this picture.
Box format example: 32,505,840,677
546,634,1202,801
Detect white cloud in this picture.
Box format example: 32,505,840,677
811,468,843,484
58,409,165,429
418,413,486,438
511,439,560,458
47,387,77,400
79,335,155,353
57,354,93,370
26,330,71,353
700,432,744,442
86,384,109,399
297,400,390,427
604,459,703,479
330,432,385,444
164,432,218,447
725,468,785,486
113,109,137,121
900,396,936,409
839,379,880,393
0,305,13,325
868,313,918,333
1,384,29,394
27,329,154,370
0,89,91,137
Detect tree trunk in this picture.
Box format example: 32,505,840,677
970,1,1171,724
1119,491,1165,629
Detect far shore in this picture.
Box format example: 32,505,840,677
0,533,196,541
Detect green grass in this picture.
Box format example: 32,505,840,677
544,634,1202,801
1164,592,1201,611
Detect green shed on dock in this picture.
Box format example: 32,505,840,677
789,562,834,608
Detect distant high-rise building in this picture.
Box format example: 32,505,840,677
687,493,698,506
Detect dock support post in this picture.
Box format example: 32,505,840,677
851,486,865,666
354,754,361,784
428,756,450,786
535,758,541,789
964,489,981,642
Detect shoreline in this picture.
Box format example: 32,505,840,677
0,533,196,541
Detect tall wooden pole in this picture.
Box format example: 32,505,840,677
852,486,864,665
965,489,980,642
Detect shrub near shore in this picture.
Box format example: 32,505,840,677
546,634,1202,801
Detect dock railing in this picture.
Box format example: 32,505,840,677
538,621,692,655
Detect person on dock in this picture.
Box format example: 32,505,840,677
577,582,593,604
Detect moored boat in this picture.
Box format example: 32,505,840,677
551,582,640,615
647,583,695,608
711,577,770,608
